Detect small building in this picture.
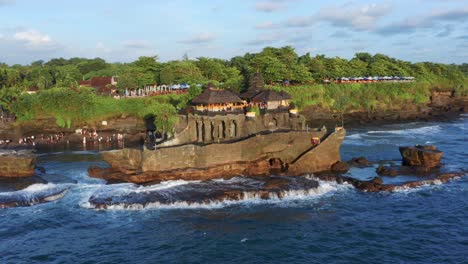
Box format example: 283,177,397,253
250,90,291,110
191,88,245,112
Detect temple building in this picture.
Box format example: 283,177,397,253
241,73,292,110
191,87,245,112
250,90,291,110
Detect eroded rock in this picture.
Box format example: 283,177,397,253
399,145,443,168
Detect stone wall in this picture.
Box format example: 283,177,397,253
160,112,305,146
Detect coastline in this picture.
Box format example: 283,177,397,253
1,92,466,149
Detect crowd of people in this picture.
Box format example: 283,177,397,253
0,130,126,148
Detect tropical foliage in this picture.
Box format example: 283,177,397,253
0,46,466,130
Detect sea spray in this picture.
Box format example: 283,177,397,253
0,183,69,208
87,176,352,210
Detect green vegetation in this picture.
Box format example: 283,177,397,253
271,82,434,111
0,46,466,130
8,87,182,133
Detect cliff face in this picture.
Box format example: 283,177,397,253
93,129,345,184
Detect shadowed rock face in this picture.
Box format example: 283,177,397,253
0,184,68,209
0,150,36,178
88,176,320,209
399,145,443,168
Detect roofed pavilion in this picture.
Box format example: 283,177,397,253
191,87,245,112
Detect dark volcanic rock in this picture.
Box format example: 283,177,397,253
88,176,320,209
376,165,399,176
331,161,350,173
348,157,373,167
399,145,443,168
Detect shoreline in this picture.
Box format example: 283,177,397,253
1,92,466,150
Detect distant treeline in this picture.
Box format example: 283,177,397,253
0,46,467,93
1,46,467,131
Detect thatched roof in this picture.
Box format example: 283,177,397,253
240,89,260,100
192,88,243,104
251,90,291,102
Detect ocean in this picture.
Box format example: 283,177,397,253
0,115,467,264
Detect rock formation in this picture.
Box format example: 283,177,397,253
348,157,373,167
399,145,443,168
0,150,36,177
90,129,346,184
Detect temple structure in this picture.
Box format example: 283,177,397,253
191,86,245,112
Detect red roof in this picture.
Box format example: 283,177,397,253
90,77,113,89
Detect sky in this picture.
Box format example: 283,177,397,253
0,0,467,65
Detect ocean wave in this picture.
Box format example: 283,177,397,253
0,183,69,208
367,125,441,136
86,177,351,210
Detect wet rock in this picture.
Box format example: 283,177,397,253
0,184,68,209
0,176,47,192
376,165,399,176
399,145,443,168
331,161,350,173
0,150,36,178
36,166,46,174
88,176,320,209
348,156,373,167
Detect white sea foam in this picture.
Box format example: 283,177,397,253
367,125,441,136
87,178,352,211
0,183,69,207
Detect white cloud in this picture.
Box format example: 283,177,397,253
255,21,277,29
245,32,282,45
255,1,282,12
179,32,216,44
319,3,393,31
13,30,52,46
122,40,151,49
284,2,392,31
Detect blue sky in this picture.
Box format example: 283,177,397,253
0,0,467,64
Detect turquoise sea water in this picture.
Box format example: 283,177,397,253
0,115,467,263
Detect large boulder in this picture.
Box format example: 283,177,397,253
0,150,36,177
399,145,443,168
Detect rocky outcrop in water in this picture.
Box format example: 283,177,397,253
331,161,350,173
90,129,346,184
0,184,68,209
399,145,443,168
0,150,36,177
315,172,465,193
88,176,320,209
348,157,373,167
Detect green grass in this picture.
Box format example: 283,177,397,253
269,81,466,112
10,87,182,132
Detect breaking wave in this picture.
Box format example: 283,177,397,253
367,125,441,136
0,183,69,208
87,176,351,210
